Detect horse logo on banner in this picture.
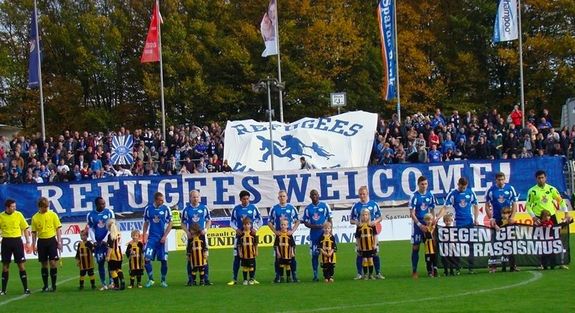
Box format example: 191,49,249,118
256,135,334,162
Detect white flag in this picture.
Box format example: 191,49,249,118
260,0,278,57
493,0,518,42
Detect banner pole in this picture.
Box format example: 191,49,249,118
33,0,46,141
518,0,525,128
157,0,166,140
393,0,401,122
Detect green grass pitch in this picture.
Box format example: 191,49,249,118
1,238,574,313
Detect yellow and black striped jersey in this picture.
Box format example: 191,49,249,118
237,233,258,260
125,241,144,270
189,236,208,268
107,234,123,262
274,232,295,260
76,240,94,270
319,234,337,264
356,224,376,252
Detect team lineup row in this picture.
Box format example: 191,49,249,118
0,169,570,294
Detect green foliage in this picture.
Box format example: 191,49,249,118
0,0,573,134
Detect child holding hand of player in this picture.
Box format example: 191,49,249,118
423,213,437,277
76,229,96,290
125,229,144,288
355,209,377,280
237,217,258,285
274,219,295,283
106,219,125,290
319,222,337,282
188,223,208,286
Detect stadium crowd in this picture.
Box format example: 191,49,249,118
0,106,569,184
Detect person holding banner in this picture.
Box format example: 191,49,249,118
436,177,479,274
302,189,332,282
31,197,63,292
86,197,115,290
142,192,173,288
526,170,571,226
181,190,212,286
269,190,300,283
409,176,436,279
526,170,571,270
350,186,384,280
227,190,262,286
0,199,31,295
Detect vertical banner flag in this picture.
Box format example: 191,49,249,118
260,0,278,57
141,1,162,63
377,0,397,101
493,0,518,42
110,135,134,165
28,8,40,88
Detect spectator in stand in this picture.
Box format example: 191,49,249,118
427,145,442,163
541,108,553,126
510,105,523,128
207,154,222,172
537,118,552,138
196,157,208,174
222,160,232,172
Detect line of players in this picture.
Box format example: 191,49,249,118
0,169,570,294
410,170,572,279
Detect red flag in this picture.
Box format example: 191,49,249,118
141,1,162,63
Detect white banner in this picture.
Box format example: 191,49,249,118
224,111,377,172
493,0,518,42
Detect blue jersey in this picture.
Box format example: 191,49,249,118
181,203,211,230
86,208,115,242
445,188,478,227
143,204,172,239
269,203,299,230
485,183,518,220
409,191,436,223
230,204,262,231
350,200,381,222
302,202,332,243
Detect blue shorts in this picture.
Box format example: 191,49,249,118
411,224,424,245
144,238,168,261
310,244,320,256
94,242,108,263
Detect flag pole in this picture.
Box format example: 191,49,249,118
33,0,46,141
157,0,166,140
517,0,525,128
393,0,401,122
274,0,284,123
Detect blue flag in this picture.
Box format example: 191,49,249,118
377,0,397,101
28,8,40,89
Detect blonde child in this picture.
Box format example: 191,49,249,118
188,223,208,285
75,229,96,290
106,219,125,290
355,209,377,279
318,221,337,282
441,213,459,276
273,219,295,282
237,217,258,285
125,229,144,288
423,213,437,277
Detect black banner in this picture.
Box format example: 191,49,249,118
436,224,570,269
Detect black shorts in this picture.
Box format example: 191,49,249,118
129,269,143,276
37,237,59,262
1,237,25,264
108,260,122,272
241,258,255,268
279,258,291,265
360,250,376,258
